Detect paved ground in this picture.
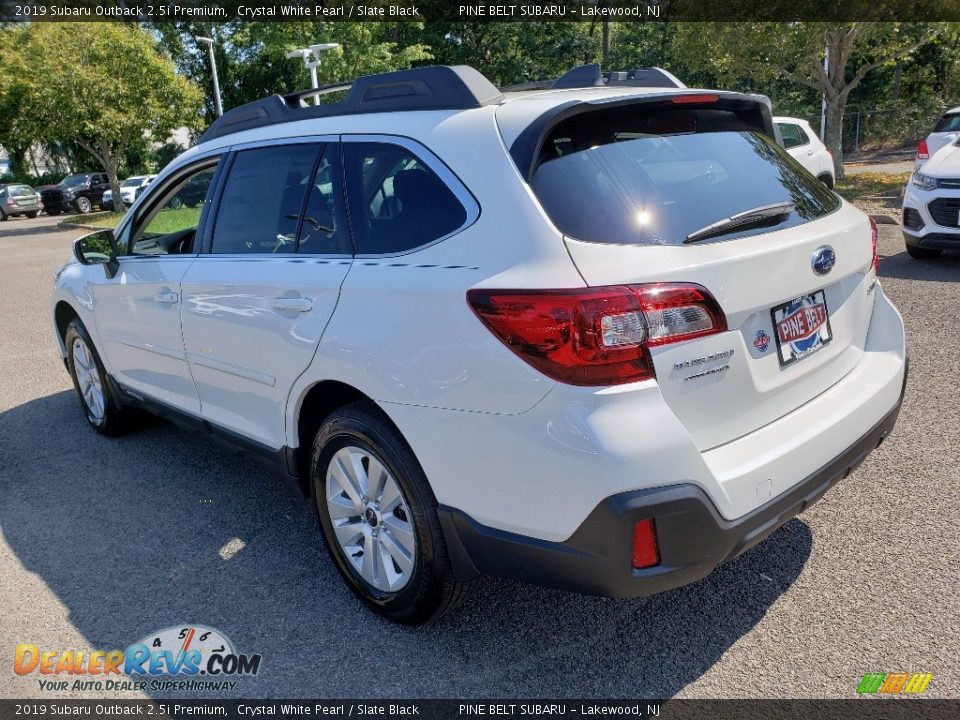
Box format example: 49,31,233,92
844,160,915,176
1,215,958,700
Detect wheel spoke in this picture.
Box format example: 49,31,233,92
332,519,364,549
360,533,380,586
348,450,370,497
383,515,415,553
380,530,414,575
379,477,402,514
367,456,387,502
329,451,363,508
327,496,359,520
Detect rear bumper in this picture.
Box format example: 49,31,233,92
440,362,906,597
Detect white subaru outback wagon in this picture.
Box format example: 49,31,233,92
53,64,907,624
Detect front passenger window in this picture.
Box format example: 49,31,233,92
130,164,218,256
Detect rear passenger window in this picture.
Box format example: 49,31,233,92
344,142,467,254
211,144,320,254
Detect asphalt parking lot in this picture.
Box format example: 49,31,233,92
1,214,958,700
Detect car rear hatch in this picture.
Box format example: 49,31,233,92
499,90,877,451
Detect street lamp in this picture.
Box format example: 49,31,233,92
286,43,341,104
196,36,223,118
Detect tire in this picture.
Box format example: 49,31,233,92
167,196,183,210
818,174,835,189
75,197,92,214
64,319,129,436
906,244,942,260
25,211,38,219
311,401,477,624
0,209,7,221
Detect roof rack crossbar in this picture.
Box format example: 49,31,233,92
199,65,505,143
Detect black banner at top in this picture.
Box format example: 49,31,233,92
3,0,960,23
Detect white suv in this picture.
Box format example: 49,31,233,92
774,116,835,188
903,138,960,258
52,64,907,624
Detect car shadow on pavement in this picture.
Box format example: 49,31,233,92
0,223,70,239
0,391,812,699
879,248,960,282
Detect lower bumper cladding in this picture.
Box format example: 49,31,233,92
439,364,907,598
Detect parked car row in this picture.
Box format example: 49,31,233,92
0,172,167,220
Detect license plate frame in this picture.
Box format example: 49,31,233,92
770,290,833,368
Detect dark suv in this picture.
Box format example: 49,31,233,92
41,173,110,215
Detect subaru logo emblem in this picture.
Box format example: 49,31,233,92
811,246,836,276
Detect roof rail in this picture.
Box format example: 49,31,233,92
199,65,505,143
500,64,686,93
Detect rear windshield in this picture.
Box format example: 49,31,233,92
933,113,960,133
531,106,840,246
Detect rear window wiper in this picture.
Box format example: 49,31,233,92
684,202,796,244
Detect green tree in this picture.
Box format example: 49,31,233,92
153,22,432,124
0,23,203,209
672,22,946,177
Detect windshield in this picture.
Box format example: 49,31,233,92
122,177,145,187
60,175,89,187
531,112,840,246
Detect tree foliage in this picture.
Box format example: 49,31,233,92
671,22,950,175
0,23,203,203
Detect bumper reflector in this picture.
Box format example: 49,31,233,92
632,518,660,569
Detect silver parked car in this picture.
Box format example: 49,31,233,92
0,184,42,220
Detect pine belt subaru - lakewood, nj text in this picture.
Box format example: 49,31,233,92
52,64,907,623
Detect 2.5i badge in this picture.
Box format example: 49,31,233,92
770,290,832,367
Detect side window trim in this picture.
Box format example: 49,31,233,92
116,152,226,257
341,134,480,257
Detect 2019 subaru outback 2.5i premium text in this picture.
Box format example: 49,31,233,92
52,64,907,624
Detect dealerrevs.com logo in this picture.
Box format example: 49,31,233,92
13,625,261,693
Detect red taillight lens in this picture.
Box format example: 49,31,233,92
670,93,719,105
917,139,929,160
467,283,726,387
632,518,660,569
870,217,879,275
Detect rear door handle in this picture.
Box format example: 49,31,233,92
273,297,313,313
154,291,179,304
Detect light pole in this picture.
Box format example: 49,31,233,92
286,43,340,104
196,36,223,118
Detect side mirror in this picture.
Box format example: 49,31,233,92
73,229,119,278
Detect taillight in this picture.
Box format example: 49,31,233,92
632,518,660,569
467,282,726,386
870,217,879,275
917,139,929,160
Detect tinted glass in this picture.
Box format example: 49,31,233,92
777,122,809,149
297,146,351,254
211,144,320,254
344,142,467,254
61,175,88,187
934,114,960,133
531,109,840,247
10,186,34,197
130,164,218,256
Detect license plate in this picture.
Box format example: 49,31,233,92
770,290,832,367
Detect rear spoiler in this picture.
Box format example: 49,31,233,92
509,91,777,183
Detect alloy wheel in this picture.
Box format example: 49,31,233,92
72,337,105,422
325,445,417,592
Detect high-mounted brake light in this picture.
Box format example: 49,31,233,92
917,139,929,160
870,217,879,275
670,93,720,105
467,283,726,387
